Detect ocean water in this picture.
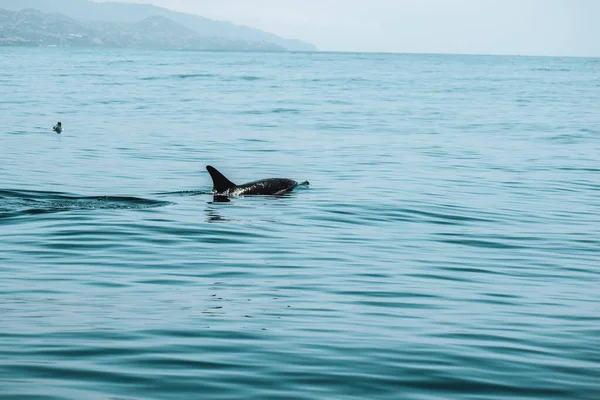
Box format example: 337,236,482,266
1,48,599,399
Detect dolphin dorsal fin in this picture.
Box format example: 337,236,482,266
206,165,236,193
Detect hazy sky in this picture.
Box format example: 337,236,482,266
103,0,599,56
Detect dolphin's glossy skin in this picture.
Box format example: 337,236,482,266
206,165,308,197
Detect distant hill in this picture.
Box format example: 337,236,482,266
0,8,98,47
0,8,286,51
0,0,317,51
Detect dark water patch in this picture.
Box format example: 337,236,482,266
439,264,508,276
239,75,262,81
126,355,233,371
397,206,494,225
336,289,439,300
5,130,33,135
434,232,539,250
0,393,67,400
141,328,260,341
139,73,216,80
0,189,171,219
147,223,274,242
239,138,271,143
325,99,353,105
108,59,136,64
175,73,216,79
99,99,128,105
139,75,161,81
239,108,299,115
222,75,264,82
153,190,211,197
18,344,142,359
91,81,120,87
247,122,279,129
77,73,106,77
531,67,572,72
316,202,496,227
408,271,479,283
515,98,532,104
5,363,152,385
568,181,600,191
545,133,587,143
134,279,197,286
435,238,526,250
84,281,130,288
0,99,30,105
271,108,301,114
314,123,357,130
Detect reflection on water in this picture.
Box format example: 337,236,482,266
206,206,228,222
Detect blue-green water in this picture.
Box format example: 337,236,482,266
1,48,599,399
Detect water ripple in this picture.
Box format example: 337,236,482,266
1,49,599,400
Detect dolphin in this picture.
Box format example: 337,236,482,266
206,165,309,197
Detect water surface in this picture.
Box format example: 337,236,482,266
1,48,599,399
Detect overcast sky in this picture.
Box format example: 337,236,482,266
103,0,599,57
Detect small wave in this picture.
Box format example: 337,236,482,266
315,123,358,130
139,73,216,80
175,73,216,79
238,138,271,143
532,67,571,72
99,99,127,105
399,207,493,225
239,75,262,81
139,76,161,81
5,130,32,135
152,190,211,197
0,189,171,219
545,133,587,144
241,110,264,115
108,59,135,64
436,237,526,249
271,108,300,114
326,99,352,105
557,167,600,172
435,232,531,249
242,108,300,115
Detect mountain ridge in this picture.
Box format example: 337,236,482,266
0,0,317,51
0,8,287,51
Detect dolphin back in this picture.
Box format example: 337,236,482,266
206,166,237,194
